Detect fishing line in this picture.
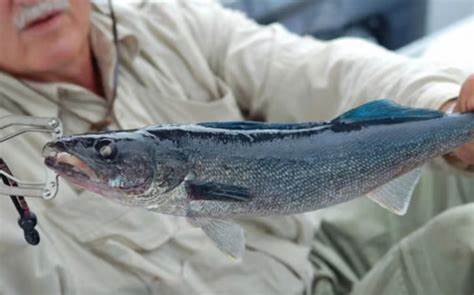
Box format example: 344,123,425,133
90,0,122,131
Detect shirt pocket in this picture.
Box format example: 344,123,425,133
44,190,189,280
115,78,245,129
46,194,174,245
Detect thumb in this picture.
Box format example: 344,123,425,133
455,74,474,113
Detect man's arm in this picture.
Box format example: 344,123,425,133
177,0,473,169
177,0,467,120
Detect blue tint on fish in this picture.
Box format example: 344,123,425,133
43,100,474,258
334,99,444,123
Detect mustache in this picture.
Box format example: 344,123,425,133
14,0,70,31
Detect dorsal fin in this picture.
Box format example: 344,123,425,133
197,121,328,131
332,100,444,125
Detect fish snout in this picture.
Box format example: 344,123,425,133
42,141,67,158
42,141,67,170
42,140,100,182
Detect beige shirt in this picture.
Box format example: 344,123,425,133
0,1,469,294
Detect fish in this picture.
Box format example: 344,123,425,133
42,100,474,258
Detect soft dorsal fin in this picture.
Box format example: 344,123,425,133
197,121,328,131
333,100,444,125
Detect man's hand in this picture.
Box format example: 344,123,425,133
442,74,474,166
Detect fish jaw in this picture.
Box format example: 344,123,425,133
45,157,152,199
42,136,157,201
43,142,112,195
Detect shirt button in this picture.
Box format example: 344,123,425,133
57,88,69,99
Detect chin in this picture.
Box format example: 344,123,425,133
26,26,90,73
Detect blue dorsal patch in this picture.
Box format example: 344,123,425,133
197,121,328,131
332,100,444,124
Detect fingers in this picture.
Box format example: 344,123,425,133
455,74,474,112
451,74,474,166
455,144,474,165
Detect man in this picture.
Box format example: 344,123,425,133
0,0,472,294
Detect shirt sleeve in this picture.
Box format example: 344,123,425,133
177,0,468,122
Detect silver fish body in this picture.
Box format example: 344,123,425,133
142,112,474,218
43,100,474,257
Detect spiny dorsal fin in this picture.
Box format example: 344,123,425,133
367,167,422,215
196,121,328,131
333,100,444,125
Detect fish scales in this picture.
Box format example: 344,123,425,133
42,100,474,257
152,115,473,218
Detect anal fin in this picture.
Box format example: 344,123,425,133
367,167,422,215
189,217,245,259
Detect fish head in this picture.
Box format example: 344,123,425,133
43,131,158,203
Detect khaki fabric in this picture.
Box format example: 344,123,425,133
310,164,474,295
0,1,471,294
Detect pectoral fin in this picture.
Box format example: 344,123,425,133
185,180,252,202
367,168,422,215
189,217,245,259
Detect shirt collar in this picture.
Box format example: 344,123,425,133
90,2,140,61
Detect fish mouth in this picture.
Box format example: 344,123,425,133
42,141,153,195
44,152,98,181
43,142,99,187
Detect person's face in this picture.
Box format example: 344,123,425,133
0,0,91,77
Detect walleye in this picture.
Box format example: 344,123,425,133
43,100,474,258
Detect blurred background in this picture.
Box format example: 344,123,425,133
219,0,474,50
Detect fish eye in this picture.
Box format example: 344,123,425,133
95,139,117,160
